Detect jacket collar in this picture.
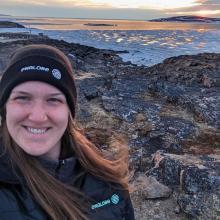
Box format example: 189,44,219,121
37,156,78,185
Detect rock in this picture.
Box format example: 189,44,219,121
147,151,183,187
148,151,220,191
146,53,220,130
182,128,220,155
84,23,117,27
132,174,172,199
178,192,220,219
132,191,188,220
148,81,220,129
180,165,220,194
159,116,196,140
148,53,220,86
168,143,183,154
102,76,160,123
147,151,220,219
78,75,106,100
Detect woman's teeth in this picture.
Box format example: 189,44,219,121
27,127,48,134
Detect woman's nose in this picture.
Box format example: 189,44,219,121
28,102,48,122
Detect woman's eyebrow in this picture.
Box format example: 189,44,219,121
48,93,64,96
11,91,63,96
11,91,30,95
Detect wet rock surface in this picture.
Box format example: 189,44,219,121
0,33,219,220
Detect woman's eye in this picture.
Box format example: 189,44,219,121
48,98,62,103
14,96,29,101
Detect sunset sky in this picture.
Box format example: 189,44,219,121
1,0,220,20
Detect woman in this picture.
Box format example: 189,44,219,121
0,44,134,220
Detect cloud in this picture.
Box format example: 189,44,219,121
2,0,48,6
187,0,220,9
1,0,219,19
201,0,220,4
0,6,164,20
76,0,202,10
165,0,220,16
1,0,84,7
0,0,203,9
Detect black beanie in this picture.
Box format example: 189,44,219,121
0,44,77,118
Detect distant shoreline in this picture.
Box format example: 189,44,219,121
1,17,220,32
1,15,220,23
0,21,25,28
149,15,220,23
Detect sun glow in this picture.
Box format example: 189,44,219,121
195,10,220,16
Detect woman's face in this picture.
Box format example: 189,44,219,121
5,81,69,160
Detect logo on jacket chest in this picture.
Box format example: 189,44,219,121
91,194,120,210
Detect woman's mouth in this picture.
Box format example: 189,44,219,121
23,126,51,134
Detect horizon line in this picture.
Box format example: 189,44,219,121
1,14,220,21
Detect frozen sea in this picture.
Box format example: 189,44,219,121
1,16,220,67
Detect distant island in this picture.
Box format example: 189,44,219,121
84,23,117,27
149,16,220,23
0,14,11,17
0,21,25,28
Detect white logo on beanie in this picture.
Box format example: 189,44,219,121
52,69,61,80
21,66,49,72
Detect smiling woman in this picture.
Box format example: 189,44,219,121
0,44,134,220
6,81,69,160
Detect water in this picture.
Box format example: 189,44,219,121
7,16,220,30
1,16,220,66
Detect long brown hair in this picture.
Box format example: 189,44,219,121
0,110,129,220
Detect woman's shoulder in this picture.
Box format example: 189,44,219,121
83,172,126,194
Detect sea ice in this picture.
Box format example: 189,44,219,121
1,28,220,67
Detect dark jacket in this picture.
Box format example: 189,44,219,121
0,147,135,220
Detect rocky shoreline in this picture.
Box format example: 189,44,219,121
0,32,219,220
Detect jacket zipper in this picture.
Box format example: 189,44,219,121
55,159,66,179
